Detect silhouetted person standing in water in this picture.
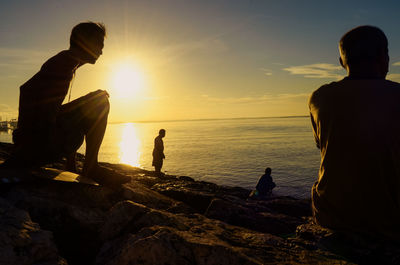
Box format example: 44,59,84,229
152,129,166,175
1,22,129,186
309,25,400,240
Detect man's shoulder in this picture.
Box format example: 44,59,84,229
383,79,400,89
309,80,342,106
309,78,400,104
41,50,79,72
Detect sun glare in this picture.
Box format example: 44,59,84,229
119,123,141,167
110,62,145,99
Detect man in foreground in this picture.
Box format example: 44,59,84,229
1,22,130,186
309,25,400,240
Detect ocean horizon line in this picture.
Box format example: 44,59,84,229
108,115,310,124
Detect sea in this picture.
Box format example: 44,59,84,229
0,116,321,198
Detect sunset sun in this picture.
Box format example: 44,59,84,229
110,62,145,98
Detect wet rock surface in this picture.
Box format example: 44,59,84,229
0,142,394,264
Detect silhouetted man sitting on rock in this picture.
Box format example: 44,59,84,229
309,25,400,241
1,22,130,186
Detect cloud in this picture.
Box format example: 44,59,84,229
159,38,228,64
283,63,344,79
260,68,272,76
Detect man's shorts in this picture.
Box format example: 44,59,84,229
13,90,109,166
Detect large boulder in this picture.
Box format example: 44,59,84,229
96,226,259,265
2,181,113,265
295,221,400,264
0,198,66,265
121,181,195,214
97,200,351,265
100,200,190,241
205,197,304,235
152,179,250,213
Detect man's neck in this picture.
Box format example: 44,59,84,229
347,64,387,79
67,48,86,68
347,73,385,80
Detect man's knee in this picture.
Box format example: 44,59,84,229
85,90,110,119
96,91,110,114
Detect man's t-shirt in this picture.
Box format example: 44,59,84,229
13,50,80,147
256,174,275,195
152,135,165,161
309,77,400,240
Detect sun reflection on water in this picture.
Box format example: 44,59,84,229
119,123,141,167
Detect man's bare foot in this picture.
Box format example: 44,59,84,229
65,153,77,173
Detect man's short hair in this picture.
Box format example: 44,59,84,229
339,25,388,67
70,22,106,49
159,129,166,135
265,167,272,175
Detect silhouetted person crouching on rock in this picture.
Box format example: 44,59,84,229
309,25,400,241
256,167,275,196
250,167,275,199
1,22,130,186
152,129,166,175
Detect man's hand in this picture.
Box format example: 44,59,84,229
95,89,109,97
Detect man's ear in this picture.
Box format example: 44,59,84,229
339,57,345,69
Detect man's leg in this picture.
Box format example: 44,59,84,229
154,159,163,175
60,90,130,185
79,90,109,176
58,90,109,175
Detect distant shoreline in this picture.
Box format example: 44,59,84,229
109,115,309,124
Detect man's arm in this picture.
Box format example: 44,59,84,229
309,90,321,149
310,114,320,149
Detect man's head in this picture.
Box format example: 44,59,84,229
159,129,166,138
339,25,389,78
70,22,106,64
265,167,271,175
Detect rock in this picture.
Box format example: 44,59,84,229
152,180,250,213
0,143,388,264
178,175,195,181
121,181,194,214
152,181,216,213
249,196,312,217
97,202,350,265
205,198,304,235
100,200,189,241
3,181,113,265
96,226,259,265
295,221,400,264
0,198,66,265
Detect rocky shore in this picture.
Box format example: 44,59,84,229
0,142,399,265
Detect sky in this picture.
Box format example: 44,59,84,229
2,0,400,122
